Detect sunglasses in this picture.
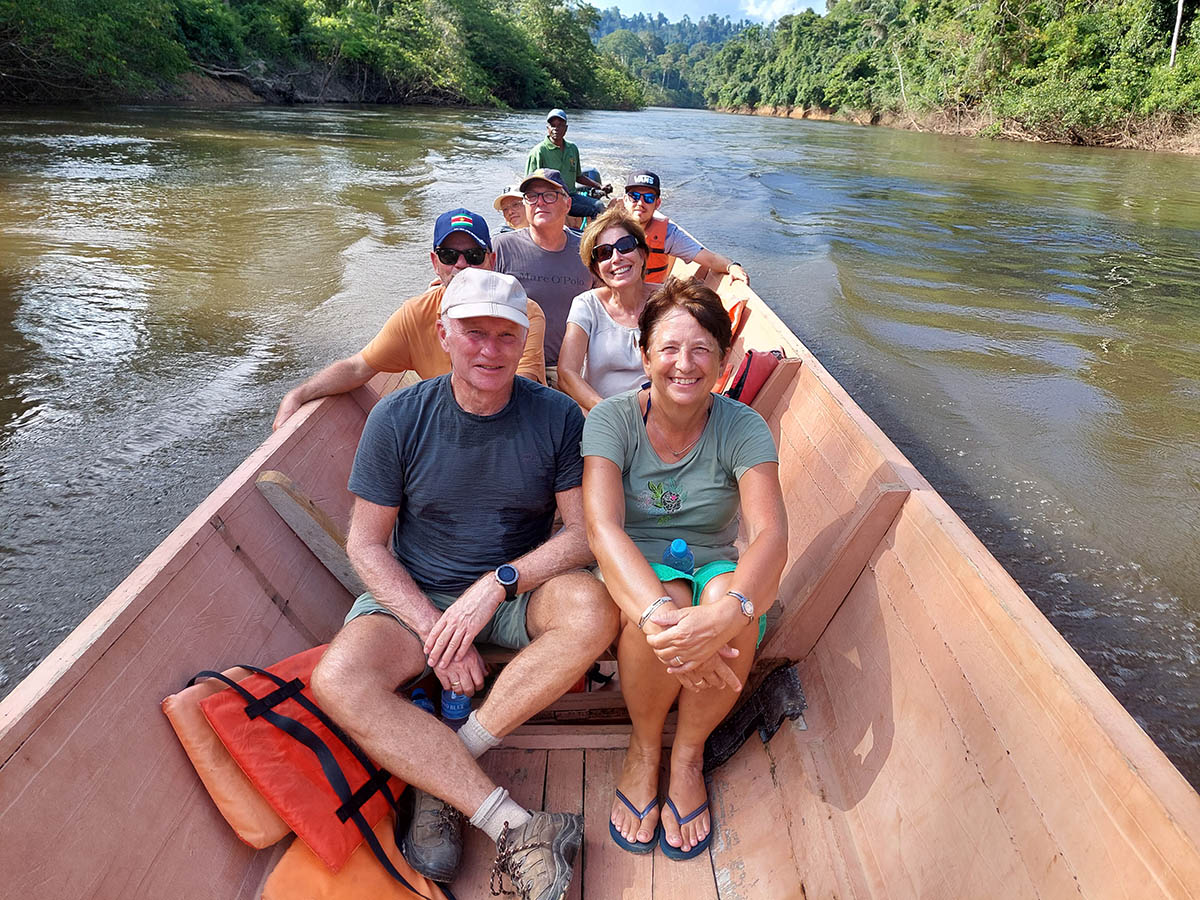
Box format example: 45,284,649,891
625,190,658,204
435,245,487,266
591,234,642,262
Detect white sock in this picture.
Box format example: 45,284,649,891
470,785,532,843
457,709,502,759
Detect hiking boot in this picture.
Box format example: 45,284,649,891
489,811,583,900
399,787,463,882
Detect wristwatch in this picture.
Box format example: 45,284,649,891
726,590,754,623
495,564,519,601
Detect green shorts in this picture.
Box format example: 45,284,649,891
345,587,533,651
650,560,767,646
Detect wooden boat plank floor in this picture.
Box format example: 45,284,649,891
449,746,727,899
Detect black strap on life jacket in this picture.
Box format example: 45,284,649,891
190,667,451,900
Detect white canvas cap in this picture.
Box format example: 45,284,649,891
439,268,530,328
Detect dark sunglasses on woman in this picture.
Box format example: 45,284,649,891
591,234,643,262
435,245,488,266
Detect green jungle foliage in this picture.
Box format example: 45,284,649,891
0,0,644,108
2,0,1194,141
686,0,1200,138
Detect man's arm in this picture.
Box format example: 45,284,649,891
424,485,595,667
273,353,379,430
693,247,750,285
347,495,487,691
576,171,606,191
516,299,547,385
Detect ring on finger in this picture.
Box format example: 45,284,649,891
673,656,683,666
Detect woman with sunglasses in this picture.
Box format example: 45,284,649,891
558,208,654,412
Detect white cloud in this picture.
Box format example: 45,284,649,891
741,0,820,21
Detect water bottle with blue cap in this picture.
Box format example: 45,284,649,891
662,538,695,574
441,688,471,731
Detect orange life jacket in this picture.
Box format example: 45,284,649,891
195,646,431,898
643,212,671,283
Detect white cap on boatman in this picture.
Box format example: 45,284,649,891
439,268,530,329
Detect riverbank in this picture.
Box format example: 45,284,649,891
719,104,1200,155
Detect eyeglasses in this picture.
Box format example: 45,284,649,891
524,190,564,205
591,234,642,262
625,190,658,204
435,245,487,266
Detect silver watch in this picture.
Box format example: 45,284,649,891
727,590,754,622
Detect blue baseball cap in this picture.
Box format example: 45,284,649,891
546,109,567,123
432,208,491,251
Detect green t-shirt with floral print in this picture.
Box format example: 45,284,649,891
581,389,778,568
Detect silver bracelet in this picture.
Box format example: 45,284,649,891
638,596,672,631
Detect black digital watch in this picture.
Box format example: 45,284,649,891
495,564,519,601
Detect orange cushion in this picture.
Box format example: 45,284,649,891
200,645,406,872
262,812,448,900
162,665,291,848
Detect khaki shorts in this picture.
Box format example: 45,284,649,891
544,365,559,391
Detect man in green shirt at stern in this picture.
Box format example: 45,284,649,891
526,108,610,219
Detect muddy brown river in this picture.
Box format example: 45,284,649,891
0,105,1196,784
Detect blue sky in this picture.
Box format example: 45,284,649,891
602,0,821,24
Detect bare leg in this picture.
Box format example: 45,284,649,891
662,572,758,853
311,615,496,818
476,570,618,737
610,580,692,845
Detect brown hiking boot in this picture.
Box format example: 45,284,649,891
399,787,463,882
489,811,583,900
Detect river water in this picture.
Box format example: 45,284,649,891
0,106,1196,784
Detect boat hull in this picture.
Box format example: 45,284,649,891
1,267,1197,899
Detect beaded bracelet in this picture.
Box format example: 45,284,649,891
638,596,672,631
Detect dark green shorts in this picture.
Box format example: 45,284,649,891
344,587,533,650
650,560,767,646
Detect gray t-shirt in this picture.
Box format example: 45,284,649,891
581,390,778,568
565,290,645,400
348,374,585,593
663,221,704,262
494,228,594,365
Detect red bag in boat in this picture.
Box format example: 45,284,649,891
724,349,784,405
197,645,410,877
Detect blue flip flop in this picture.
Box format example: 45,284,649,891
658,796,712,860
609,789,659,854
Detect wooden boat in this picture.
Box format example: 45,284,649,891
2,260,1199,899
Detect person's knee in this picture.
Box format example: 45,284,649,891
310,649,360,724
541,571,619,645
698,571,735,605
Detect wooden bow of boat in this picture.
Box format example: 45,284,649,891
1,264,1198,899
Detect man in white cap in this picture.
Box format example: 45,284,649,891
311,268,616,898
272,207,545,430
526,108,610,218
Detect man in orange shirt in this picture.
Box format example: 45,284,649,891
273,208,546,430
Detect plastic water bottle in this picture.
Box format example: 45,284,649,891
662,538,695,574
411,688,436,715
441,689,471,731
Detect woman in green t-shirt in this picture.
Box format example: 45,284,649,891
581,279,788,861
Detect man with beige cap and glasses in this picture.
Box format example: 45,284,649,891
310,267,617,899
